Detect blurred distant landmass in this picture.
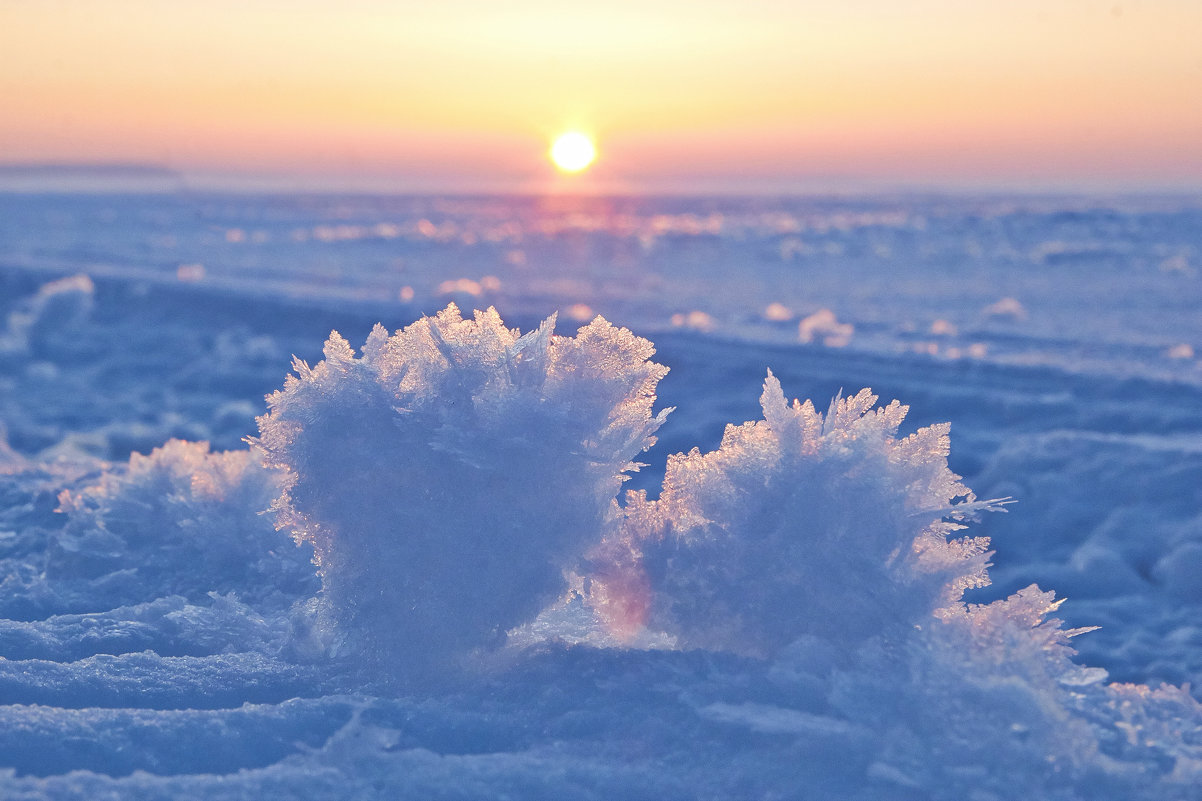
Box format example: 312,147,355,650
0,163,183,193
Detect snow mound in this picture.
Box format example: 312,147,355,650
1,274,94,359
798,308,853,346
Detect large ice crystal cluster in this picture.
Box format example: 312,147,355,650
254,304,668,672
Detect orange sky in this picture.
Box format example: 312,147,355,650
2,0,1201,192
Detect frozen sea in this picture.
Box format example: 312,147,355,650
0,191,1200,799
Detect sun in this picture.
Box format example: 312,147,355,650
549,132,596,173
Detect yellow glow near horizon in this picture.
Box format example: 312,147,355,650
1,1,1201,189
549,132,597,173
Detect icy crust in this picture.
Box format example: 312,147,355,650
0,647,1195,801
253,304,669,673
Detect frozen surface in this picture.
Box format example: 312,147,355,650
1,191,1201,798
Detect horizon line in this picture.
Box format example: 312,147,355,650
1,161,1201,198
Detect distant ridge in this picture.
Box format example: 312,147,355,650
0,163,183,192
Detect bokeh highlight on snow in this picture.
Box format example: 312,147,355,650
1,192,1201,799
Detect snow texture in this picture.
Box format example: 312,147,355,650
2,193,1202,799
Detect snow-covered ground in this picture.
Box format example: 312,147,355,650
0,191,1200,798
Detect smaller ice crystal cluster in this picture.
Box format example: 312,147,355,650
254,304,669,673
53,440,317,611
590,374,1001,656
579,365,1201,798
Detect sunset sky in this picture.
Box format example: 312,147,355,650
2,0,1201,193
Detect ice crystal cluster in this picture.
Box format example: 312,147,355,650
578,366,1201,798
254,304,668,672
591,375,1001,655
244,303,1201,794
53,440,316,611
